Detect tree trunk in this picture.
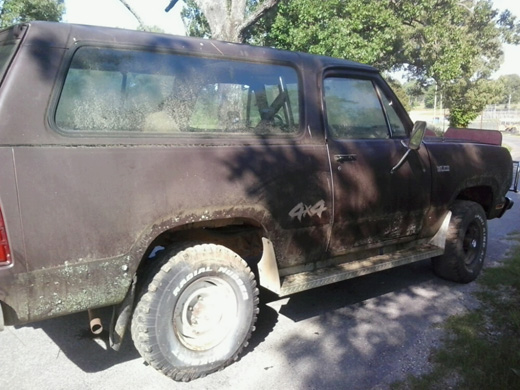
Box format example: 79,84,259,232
166,0,281,43
195,0,244,42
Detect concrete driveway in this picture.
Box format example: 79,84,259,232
2,137,519,390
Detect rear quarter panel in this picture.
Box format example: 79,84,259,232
424,140,512,219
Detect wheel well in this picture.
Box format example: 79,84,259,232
138,219,265,275
456,186,493,215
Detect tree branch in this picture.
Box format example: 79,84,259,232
237,0,281,42
165,0,180,13
118,0,146,30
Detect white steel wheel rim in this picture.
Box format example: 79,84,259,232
173,276,239,351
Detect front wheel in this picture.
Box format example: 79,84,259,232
432,200,487,283
131,243,259,382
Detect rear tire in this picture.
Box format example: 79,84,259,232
131,243,259,382
432,200,487,283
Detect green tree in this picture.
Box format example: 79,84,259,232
497,8,520,45
264,0,402,70
394,1,490,84
265,0,518,127
404,81,426,109
180,0,210,38
445,78,503,127
424,85,437,109
390,0,517,127
385,77,411,112
497,74,520,106
0,0,64,28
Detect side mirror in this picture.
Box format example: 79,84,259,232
390,121,427,174
408,121,427,150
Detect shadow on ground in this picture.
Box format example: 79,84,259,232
21,258,445,377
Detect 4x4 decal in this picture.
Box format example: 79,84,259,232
289,200,327,222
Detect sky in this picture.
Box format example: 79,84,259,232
492,0,520,77
63,0,519,77
63,0,186,35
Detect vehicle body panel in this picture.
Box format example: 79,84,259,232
0,22,513,326
328,138,432,252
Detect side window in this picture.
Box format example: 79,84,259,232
56,69,127,131
378,87,407,137
55,47,300,135
0,42,17,80
323,77,389,139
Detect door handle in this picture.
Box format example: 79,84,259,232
335,154,357,163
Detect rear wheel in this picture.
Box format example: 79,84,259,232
131,243,259,382
432,200,487,283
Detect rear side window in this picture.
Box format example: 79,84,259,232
55,47,300,136
0,43,17,80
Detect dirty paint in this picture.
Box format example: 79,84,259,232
3,255,132,324
0,22,513,331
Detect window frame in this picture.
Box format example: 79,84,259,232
321,69,412,141
50,44,304,140
375,84,409,139
0,26,25,88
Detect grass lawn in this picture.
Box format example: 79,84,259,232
392,233,520,390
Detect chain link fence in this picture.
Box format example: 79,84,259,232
469,108,520,131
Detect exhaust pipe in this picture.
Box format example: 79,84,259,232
88,309,103,335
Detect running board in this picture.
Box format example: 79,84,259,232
279,244,443,296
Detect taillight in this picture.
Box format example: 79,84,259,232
0,209,11,266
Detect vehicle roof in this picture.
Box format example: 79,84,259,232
14,21,378,73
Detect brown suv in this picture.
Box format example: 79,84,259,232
0,22,513,381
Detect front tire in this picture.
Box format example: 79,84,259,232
131,243,259,382
432,200,487,283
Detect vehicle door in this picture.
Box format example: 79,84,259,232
323,72,431,255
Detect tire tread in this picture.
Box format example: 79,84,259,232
432,200,487,283
131,243,259,382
